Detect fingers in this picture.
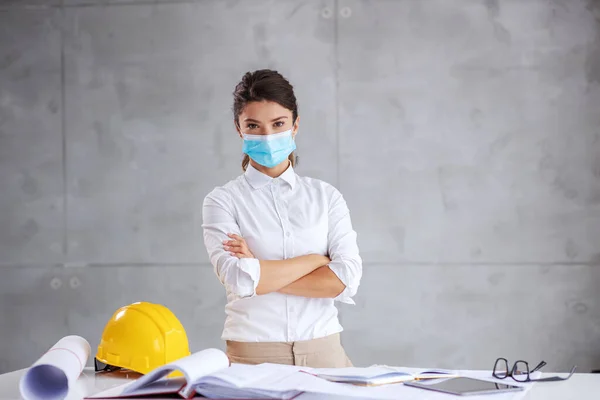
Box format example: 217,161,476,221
224,234,253,259
224,244,244,252
223,240,245,250
227,233,244,242
224,235,246,249
224,234,246,247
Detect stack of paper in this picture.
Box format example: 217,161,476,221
194,364,304,399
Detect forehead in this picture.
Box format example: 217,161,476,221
240,100,293,120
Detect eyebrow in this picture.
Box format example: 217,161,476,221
244,116,288,123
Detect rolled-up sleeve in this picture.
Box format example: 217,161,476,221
202,188,261,300
326,187,362,304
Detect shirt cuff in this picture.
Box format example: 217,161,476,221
237,258,261,298
328,258,356,305
335,291,356,305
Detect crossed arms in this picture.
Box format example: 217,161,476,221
202,188,362,303
223,233,345,298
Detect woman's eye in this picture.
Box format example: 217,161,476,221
247,124,258,129
274,121,284,127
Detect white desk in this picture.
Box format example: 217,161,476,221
0,367,598,399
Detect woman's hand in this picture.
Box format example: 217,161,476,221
223,233,255,259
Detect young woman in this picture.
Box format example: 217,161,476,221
202,69,362,368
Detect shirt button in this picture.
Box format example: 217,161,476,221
286,232,291,237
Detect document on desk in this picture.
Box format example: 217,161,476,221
296,376,538,400
90,359,539,400
296,384,537,400
239,368,531,400
295,368,539,400
303,365,456,385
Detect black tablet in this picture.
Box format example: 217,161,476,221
405,377,524,396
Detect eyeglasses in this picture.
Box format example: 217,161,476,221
493,358,576,382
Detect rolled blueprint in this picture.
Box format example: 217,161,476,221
19,335,91,400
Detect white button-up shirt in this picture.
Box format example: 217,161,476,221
202,163,362,342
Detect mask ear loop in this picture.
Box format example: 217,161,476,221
236,121,244,138
290,119,298,167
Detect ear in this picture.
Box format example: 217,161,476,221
292,116,300,138
235,121,243,139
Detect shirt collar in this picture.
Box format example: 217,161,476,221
245,162,296,190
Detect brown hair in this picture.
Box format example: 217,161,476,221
232,69,298,171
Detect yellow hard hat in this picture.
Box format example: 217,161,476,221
95,302,190,374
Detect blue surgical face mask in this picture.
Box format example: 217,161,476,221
242,129,296,168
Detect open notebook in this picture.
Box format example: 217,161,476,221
87,349,304,399
304,366,457,386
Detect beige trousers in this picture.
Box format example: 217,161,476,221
226,333,353,368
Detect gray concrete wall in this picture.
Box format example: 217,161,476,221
1,0,599,374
